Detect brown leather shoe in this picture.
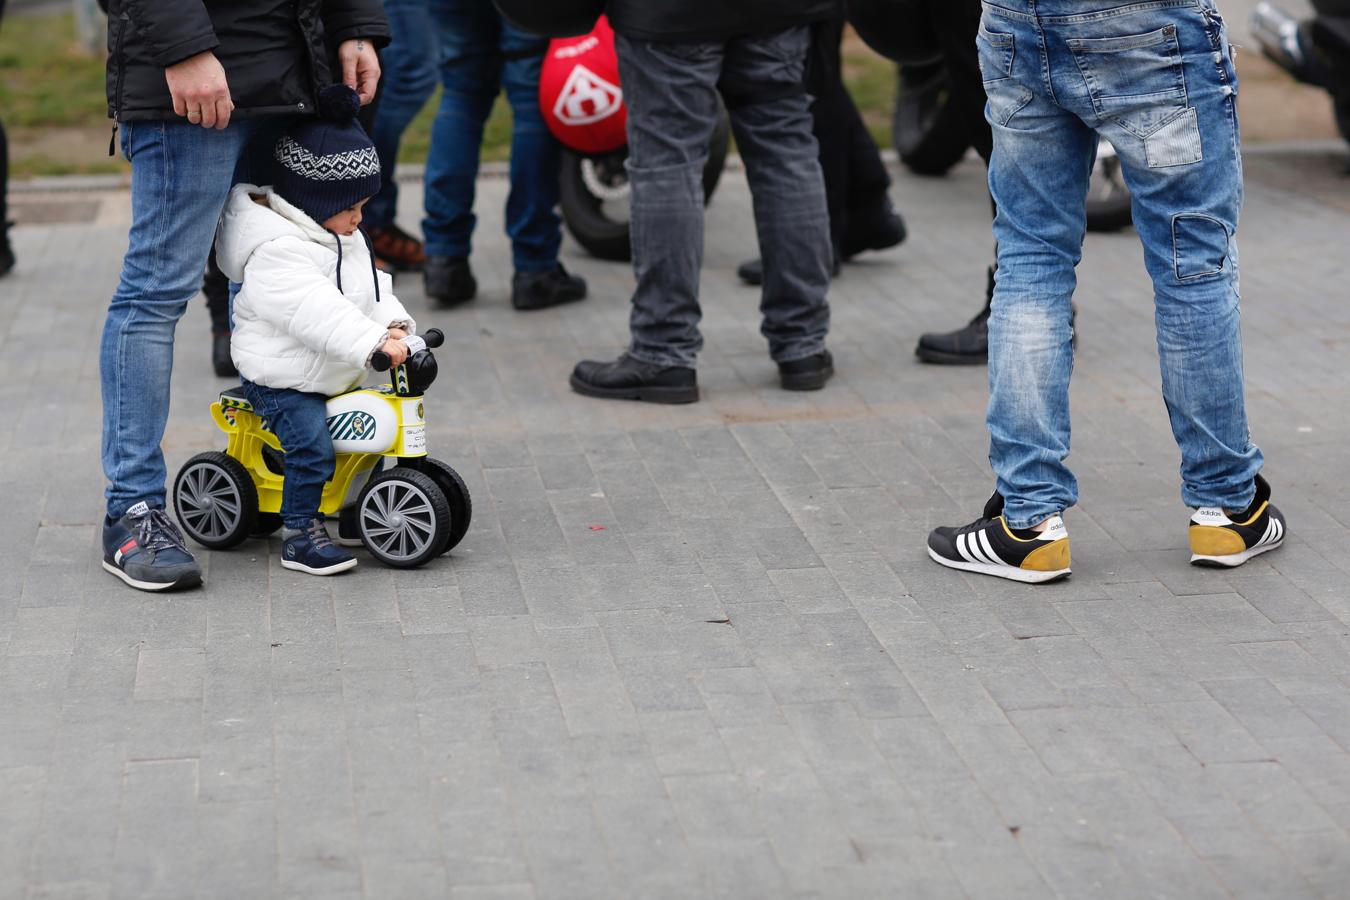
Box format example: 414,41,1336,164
365,223,427,272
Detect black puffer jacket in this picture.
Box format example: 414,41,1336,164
606,0,841,43
104,1,389,122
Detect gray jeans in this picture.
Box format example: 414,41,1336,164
617,28,832,368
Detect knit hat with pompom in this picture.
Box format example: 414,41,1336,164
273,85,381,225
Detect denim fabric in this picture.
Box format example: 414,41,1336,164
980,0,1263,528
100,120,280,520
419,0,563,272
240,381,336,530
617,28,831,368
364,0,439,230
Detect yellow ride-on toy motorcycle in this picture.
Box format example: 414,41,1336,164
171,328,471,568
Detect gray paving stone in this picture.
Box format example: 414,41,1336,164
7,154,1350,898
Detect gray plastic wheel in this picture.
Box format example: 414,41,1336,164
173,451,257,549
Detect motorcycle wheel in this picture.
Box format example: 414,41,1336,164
559,103,732,262
893,62,973,177
1085,146,1133,233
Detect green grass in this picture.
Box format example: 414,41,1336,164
1,11,896,176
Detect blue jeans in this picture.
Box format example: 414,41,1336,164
100,119,281,520
365,0,440,230
981,0,1263,528
617,28,832,367
239,382,335,530
418,0,562,272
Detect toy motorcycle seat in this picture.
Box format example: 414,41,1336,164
218,387,254,413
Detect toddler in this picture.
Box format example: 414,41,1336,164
216,86,416,575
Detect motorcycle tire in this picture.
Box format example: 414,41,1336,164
893,62,974,177
559,103,732,262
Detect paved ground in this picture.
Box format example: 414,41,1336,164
2,145,1350,900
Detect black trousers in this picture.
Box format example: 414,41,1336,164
812,16,892,251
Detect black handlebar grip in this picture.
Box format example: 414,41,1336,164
371,350,392,371
423,328,444,349
371,328,441,371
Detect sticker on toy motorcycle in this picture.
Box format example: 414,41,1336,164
402,424,427,454
328,410,377,441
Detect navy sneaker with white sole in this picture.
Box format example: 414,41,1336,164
103,501,203,591
281,519,358,575
927,492,1072,584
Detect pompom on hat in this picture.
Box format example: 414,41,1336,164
273,85,382,225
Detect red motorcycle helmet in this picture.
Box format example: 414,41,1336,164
539,16,627,156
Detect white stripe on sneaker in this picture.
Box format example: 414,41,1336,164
978,530,1004,567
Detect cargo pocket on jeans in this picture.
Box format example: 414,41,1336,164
1172,213,1229,280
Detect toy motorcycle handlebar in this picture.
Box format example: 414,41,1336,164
371,328,444,372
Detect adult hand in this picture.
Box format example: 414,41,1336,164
338,38,381,105
165,51,234,129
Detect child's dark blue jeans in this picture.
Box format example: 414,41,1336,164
240,381,334,530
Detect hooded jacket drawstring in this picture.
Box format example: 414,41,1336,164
327,228,382,305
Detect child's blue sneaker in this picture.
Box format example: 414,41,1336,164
281,519,358,575
102,501,203,592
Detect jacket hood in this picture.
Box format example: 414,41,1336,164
215,184,364,283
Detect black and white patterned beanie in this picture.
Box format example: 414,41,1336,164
273,85,382,225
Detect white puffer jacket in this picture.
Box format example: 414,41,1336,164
215,184,415,396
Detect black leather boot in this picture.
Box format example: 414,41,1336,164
915,267,994,365
570,354,698,404
425,255,476,307
512,265,587,311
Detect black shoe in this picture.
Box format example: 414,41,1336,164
778,349,834,391
0,222,14,278
212,331,237,378
102,501,203,591
570,353,699,404
927,492,1071,584
841,198,907,261
425,255,476,307
1189,474,1287,568
916,266,994,365
512,265,587,311
736,255,841,287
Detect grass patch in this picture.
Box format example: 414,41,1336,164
2,11,896,176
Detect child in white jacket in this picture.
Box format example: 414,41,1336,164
215,86,415,576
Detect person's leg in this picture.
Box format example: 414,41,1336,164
0,118,12,276
421,0,500,261
101,120,255,520
722,27,832,368
498,21,562,273
239,384,335,530
980,11,1095,530
365,0,438,235
241,383,355,574
202,249,235,378
1068,2,1262,511
618,34,723,367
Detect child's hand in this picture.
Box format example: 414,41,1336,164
380,338,409,367
388,327,408,340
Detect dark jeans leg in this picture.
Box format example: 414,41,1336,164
499,21,563,273
422,0,501,258
366,0,438,230
724,28,832,362
615,34,723,368
240,382,335,530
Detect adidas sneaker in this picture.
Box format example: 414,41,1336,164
928,492,1071,584
1190,474,1286,568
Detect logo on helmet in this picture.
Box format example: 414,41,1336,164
553,65,622,126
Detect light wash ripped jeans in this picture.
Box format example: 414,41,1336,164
980,0,1264,529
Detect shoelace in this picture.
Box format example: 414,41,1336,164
306,520,336,551
139,509,190,554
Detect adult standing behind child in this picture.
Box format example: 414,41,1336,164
99,0,389,592
216,87,417,576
